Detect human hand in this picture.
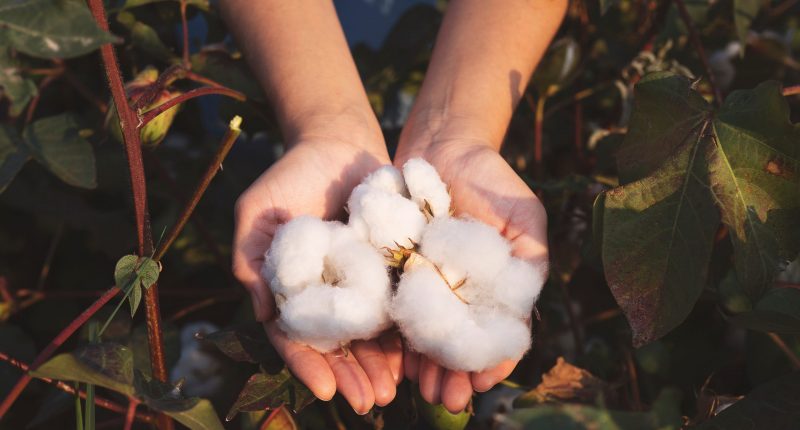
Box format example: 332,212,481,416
233,123,403,414
395,139,548,413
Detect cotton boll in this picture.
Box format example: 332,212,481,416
433,313,530,371
262,216,331,296
363,165,407,195
402,158,451,217
348,186,427,249
421,217,511,284
328,225,392,302
490,258,547,319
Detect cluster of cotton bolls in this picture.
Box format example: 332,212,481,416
261,158,546,371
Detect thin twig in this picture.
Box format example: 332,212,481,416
768,332,800,369
139,86,246,127
673,0,723,106
783,85,800,96
154,116,242,261
0,286,120,418
0,353,155,424
624,348,643,411
24,74,61,124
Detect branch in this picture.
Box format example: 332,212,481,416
139,86,246,127
673,0,723,106
154,116,242,261
0,287,120,418
0,352,154,424
768,332,800,369
783,85,800,97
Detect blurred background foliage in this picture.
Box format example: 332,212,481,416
1,0,799,429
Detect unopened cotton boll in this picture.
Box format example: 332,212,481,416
347,184,427,249
402,158,451,217
262,216,392,353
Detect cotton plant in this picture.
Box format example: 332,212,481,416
261,158,546,372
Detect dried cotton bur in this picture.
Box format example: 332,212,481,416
261,158,546,371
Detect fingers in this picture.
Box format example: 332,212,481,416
418,356,445,404
404,348,420,382
378,332,404,384
441,370,473,414
351,340,396,407
325,349,375,415
233,195,278,321
264,322,336,401
471,359,517,392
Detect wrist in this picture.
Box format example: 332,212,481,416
283,106,386,156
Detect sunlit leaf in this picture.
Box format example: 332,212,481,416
226,370,315,421
514,357,609,407
114,254,160,316
707,81,800,296
531,38,580,97
0,0,117,59
134,370,224,430
261,407,298,430
0,124,29,193
22,113,97,189
693,372,800,429
32,343,135,396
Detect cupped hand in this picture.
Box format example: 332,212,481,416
233,134,403,414
395,140,549,413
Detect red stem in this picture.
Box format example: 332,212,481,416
139,86,246,126
0,287,120,418
85,2,171,429
674,0,722,106
123,400,140,430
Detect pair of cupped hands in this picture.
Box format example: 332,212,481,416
232,114,548,415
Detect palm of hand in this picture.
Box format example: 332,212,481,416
233,139,402,414
398,141,548,413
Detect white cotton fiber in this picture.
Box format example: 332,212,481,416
491,258,546,319
347,185,427,249
262,217,392,353
362,165,407,196
402,158,451,217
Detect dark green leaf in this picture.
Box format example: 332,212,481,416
0,124,29,193
531,38,580,97
708,81,800,296
505,388,681,430
0,0,117,59
615,72,711,184
733,0,760,46
134,370,224,430
32,343,135,396
22,113,96,189
191,52,265,102
602,141,720,346
730,288,800,334
226,370,315,421
694,371,800,429
116,11,178,63
200,322,283,372
0,47,37,115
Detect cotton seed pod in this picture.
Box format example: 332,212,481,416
105,67,182,148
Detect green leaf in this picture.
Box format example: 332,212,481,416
733,0,760,46
134,370,224,430
707,81,800,296
730,288,800,334
415,390,470,430
122,0,211,12
22,113,96,189
190,52,265,102
694,371,800,429
116,11,178,63
504,388,682,430
200,322,283,371
226,370,315,421
0,47,37,115
0,124,29,193
32,343,135,396
602,141,720,346
615,72,711,184
114,254,159,316
531,38,580,97
0,0,117,59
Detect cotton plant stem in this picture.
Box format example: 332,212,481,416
85,2,171,428
139,86,246,127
